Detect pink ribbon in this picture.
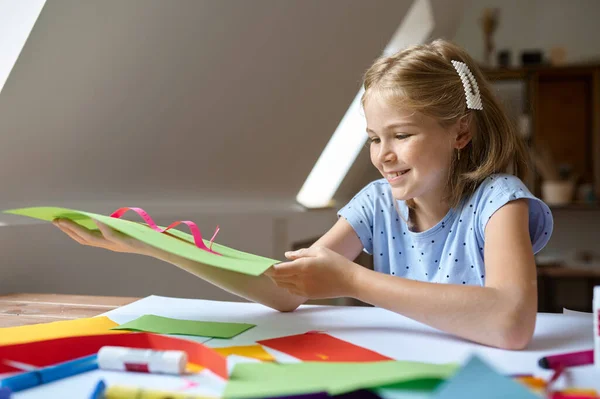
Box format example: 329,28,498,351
109,207,221,256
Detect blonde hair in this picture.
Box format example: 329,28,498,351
361,39,529,209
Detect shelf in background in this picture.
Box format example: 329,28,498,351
547,202,600,211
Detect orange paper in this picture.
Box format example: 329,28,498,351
0,316,127,346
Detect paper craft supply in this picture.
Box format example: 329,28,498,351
93,381,217,399
0,354,97,392
550,392,598,399
0,332,228,380
98,346,186,374
257,331,392,362
214,345,275,362
514,375,547,390
594,286,599,369
107,384,216,399
3,207,279,276
111,315,255,338
90,379,106,399
109,207,221,255
538,350,594,370
0,316,127,346
224,360,457,398
432,356,539,399
263,394,330,399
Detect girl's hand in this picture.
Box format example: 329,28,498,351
53,218,157,257
265,246,360,299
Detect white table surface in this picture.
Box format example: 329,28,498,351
11,295,600,398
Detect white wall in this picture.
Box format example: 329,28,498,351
0,0,410,300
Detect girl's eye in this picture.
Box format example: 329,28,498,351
366,137,380,146
395,134,410,140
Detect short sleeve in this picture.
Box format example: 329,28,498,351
476,174,553,254
337,183,376,254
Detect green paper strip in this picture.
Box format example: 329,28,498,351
3,207,279,276
224,361,458,398
112,315,255,339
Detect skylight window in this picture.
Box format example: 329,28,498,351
296,0,435,209
0,0,46,95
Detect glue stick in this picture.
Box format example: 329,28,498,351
98,346,187,375
594,286,600,369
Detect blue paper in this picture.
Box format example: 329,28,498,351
432,356,538,399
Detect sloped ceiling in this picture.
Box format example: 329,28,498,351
0,0,467,213
0,0,413,209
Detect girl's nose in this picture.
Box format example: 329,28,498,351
378,143,397,163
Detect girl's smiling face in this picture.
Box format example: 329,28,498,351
364,95,459,204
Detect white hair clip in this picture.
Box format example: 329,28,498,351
451,60,483,110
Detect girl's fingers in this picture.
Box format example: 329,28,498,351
54,220,87,243
268,276,298,286
93,220,121,243
54,219,104,247
269,260,306,277
272,281,298,290
287,288,305,297
56,224,88,245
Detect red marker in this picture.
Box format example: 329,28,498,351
538,350,594,370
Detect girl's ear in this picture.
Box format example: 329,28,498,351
454,114,473,150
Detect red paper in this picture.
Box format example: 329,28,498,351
257,331,392,362
0,332,228,379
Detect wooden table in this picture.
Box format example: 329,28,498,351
0,293,139,328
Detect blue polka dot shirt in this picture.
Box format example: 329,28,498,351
337,174,553,286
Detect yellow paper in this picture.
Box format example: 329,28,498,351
0,316,128,346
215,345,275,362
186,363,205,373
178,345,275,374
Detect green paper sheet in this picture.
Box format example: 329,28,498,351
3,207,278,276
112,315,255,338
223,361,458,398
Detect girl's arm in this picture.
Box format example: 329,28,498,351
53,215,363,313
350,199,537,349
156,217,364,312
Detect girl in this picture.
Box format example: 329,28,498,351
54,39,552,350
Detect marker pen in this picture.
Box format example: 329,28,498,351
538,350,594,370
98,347,187,375
594,286,599,369
0,354,97,392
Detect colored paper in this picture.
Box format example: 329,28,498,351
110,207,221,254
105,384,217,399
111,315,255,338
215,345,275,362
257,332,392,362
224,361,457,398
432,356,539,399
0,316,127,346
0,332,228,379
3,207,278,276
